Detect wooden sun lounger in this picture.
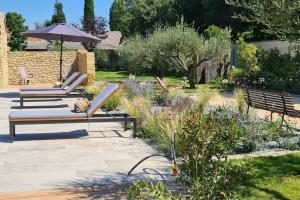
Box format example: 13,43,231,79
19,72,80,91
19,74,87,108
9,83,137,142
156,77,168,92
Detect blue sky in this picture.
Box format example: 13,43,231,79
0,0,114,29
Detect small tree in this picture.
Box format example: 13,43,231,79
109,0,131,38
83,0,95,33
119,23,231,88
5,12,28,51
51,0,66,24
152,23,231,88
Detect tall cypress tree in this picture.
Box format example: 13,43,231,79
51,0,66,24
83,0,95,33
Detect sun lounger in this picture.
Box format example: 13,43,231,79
156,77,168,92
9,83,137,142
19,72,80,91
19,74,87,108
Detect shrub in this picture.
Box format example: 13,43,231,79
95,49,120,71
236,37,260,73
123,80,155,100
178,105,243,199
118,35,151,74
126,180,180,200
95,49,109,70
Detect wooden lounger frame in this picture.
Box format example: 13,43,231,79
9,113,137,142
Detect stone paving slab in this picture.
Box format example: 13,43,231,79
0,89,172,195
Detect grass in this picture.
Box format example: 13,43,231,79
95,70,203,93
96,70,183,85
236,153,300,200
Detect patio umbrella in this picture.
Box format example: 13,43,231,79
22,23,100,81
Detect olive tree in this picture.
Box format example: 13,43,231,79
152,23,231,88
119,23,231,88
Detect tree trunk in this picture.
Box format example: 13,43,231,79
187,69,196,89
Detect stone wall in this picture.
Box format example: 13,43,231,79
0,13,8,88
77,50,95,86
0,12,95,87
8,51,78,85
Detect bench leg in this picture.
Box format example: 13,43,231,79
124,114,128,131
20,97,24,108
133,118,137,138
9,122,15,143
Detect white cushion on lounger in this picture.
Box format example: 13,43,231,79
20,72,80,91
66,74,87,94
19,86,62,91
20,90,67,96
9,110,87,121
86,83,120,116
61,72,81,88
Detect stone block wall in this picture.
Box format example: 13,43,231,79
0,12,95,87
8,51,78,85
0,13,8,88
77,50,95,86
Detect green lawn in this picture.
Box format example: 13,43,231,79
237,153,300,200
95,70,183,86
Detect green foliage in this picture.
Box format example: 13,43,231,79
83,0,95,33
257,48,300,94
109,0,177,38
228,36,260,85
126,180,180,200
179,106,243,199
109,0,132,37
51,0,66,24
118,35,151,74
119,23,232,88
95,49,109,70
226,0,300,42
208,77,234,92
236,37,260,73
94,49,120,71
5,12,28,51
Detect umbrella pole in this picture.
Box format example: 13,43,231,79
60,36,64,82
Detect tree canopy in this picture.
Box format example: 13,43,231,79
226,0,300,42
119,23,232,88
109,0,270,40
51,0,66,24
83,0,95,33
5,12,28,51
110,0,177,38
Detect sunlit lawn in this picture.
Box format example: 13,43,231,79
237,153,300,200
96,70,183,86
95,70,211,93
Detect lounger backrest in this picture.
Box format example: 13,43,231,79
86,83,120,116
61,72,80,89
156,77,168,92
66,74,87,94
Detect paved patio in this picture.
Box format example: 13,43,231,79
0,89,171,197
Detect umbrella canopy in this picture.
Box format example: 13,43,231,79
22,24,100,81
23,24,100,43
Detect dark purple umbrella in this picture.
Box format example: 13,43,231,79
23,24,100,81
